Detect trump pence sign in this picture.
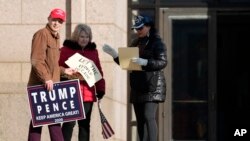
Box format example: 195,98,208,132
27,79,85,127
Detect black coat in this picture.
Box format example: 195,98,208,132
115,29,167,103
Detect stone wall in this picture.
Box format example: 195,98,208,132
0,0,127,141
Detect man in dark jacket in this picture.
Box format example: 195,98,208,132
103,15,167,141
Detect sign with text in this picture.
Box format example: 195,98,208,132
65,53,102,87
27,79,85,127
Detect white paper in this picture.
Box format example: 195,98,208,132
118,47,142,70
65,53,102,87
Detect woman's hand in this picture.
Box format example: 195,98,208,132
102,44,118,58
67,72,85,80
131,57,148,66
63,68,84,80
64,68,77,75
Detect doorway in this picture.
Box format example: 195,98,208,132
159,8,210,141
159,8,250,141
217,12,250,140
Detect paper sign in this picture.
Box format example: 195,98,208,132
27,79,85,127
65,53,102,87
118,47,142,70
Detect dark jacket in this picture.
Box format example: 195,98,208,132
115,28,167,103
59,40,105,102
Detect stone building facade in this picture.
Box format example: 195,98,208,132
0,0,127,141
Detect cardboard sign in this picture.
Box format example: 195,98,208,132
65,53,102,87
27,79,85,127
118,47,142,71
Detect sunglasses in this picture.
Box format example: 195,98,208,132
135,26,144,31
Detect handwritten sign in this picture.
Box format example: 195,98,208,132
27,79,85,127
65,53,102,87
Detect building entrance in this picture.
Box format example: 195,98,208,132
217,12,250,140
159,8,210,141
159,8,250,141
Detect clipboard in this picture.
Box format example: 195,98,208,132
118,47,142,71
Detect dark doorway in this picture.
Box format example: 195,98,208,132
217,12,250,140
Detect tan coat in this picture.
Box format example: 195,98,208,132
28,24,61,86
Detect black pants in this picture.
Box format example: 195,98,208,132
62,102,93,141
133,102,159,141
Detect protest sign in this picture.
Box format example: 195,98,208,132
65,53,102,87
27,79,85,127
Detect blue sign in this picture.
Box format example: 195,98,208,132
27,79,85,127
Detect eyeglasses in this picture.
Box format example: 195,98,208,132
135,26,144,31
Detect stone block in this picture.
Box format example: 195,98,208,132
0,0,21,24
22,63,31,83
22,1,65,24
101,63,127,103
0,63,22,82
86,0,115,23
71,0,86,23
0,94,30,141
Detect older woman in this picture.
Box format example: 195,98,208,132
59,24,105,141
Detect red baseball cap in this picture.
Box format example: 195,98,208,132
49,8,66,22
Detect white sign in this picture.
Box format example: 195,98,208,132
65,53,102,87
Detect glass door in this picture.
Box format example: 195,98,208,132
159,8,214,141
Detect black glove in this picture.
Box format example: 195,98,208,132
96,91,105,100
